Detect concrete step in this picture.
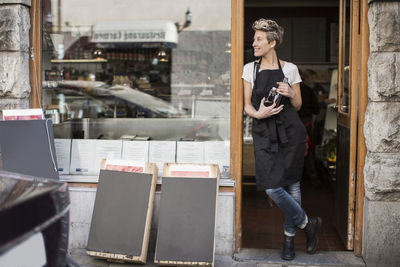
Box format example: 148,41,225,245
70,248,366,267
233,248,366,267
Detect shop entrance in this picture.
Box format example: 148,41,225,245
239,0,364,252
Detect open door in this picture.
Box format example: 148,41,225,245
334,0,360,250
234,0,368,253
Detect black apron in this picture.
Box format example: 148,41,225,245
251,57,306,190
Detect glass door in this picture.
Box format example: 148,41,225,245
335,0,360,250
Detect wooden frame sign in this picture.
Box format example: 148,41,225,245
86,161,158,264
154,163,220,266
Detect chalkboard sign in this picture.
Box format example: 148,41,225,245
86,164,157,264
155,163,219,266
0,120,59,180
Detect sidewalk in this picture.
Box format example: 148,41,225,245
70,248,366,267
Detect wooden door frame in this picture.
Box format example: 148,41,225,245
231,0,244,253
29,0,41,108
354,0,368,256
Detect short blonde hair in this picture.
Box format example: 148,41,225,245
252,19,284,46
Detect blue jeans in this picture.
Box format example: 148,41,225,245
266,182,307,236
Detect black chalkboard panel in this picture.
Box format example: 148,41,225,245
0,120,59,180
155,176,218,266
87,169,156,263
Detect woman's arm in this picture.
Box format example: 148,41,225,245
243,79,283,119
277,82,302,111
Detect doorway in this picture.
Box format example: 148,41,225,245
240,0,357,252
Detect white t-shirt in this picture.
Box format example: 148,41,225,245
242,60,302,88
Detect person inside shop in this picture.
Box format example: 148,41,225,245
298,69,321,188
241,19,322,261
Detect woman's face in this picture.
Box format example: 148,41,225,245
252,30,274,57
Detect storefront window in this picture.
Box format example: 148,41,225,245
41,0,231,180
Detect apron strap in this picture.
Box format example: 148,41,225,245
276,118,288,143
267,117,288,152
253,58,261,88
277,56,283,70
267,55,289,152
267,119,279,152
275,55,288,144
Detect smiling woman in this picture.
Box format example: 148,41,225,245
242,18,322,261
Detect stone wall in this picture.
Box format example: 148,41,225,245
363,2,400,266
0,1,31,110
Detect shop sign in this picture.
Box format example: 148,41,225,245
92,30,167,43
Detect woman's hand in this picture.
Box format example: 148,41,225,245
256,98,284,119
276,82,295,99
276,82,302,111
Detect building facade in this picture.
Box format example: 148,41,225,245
0,0,399,266
362,1,400,266
0,0,31,110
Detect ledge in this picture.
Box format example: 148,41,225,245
61,174,235,187
0,0,31,7
368,0,399,3
234,248,365,267
51,59,108,63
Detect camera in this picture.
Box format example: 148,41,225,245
264,77,288,107
264,87,280,106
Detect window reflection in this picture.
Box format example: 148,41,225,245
41,0,231,122
41,0,232,179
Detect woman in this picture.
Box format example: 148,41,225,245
242,19,322,260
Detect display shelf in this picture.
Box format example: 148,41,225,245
51,59,108,63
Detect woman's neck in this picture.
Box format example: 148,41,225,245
260,50,278,69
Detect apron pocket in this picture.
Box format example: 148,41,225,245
253,134,273,152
